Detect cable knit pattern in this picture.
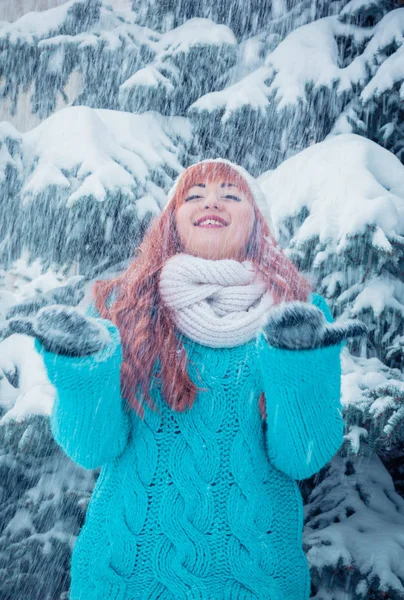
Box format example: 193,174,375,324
35,293,344,600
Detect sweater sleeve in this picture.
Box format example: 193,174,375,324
256,293,345,481
35,301,131,470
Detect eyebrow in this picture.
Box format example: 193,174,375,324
188,183,239,189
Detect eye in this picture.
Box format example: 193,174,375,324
223,195,241,201
185,195,202,201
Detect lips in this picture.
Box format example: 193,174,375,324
194,215,229,227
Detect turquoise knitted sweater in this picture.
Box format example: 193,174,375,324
36,293,344,600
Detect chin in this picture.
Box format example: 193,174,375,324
190,247,239,260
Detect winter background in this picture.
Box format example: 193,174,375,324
0,0,403,598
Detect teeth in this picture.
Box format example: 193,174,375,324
198,219,225,226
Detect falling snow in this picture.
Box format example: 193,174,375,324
0,0,404,599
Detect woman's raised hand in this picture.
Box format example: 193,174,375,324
264,301,368,350
7,305,112,357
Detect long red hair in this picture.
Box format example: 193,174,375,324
92,161,312,420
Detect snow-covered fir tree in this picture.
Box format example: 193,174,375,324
0,262,95,600
0,0,403,598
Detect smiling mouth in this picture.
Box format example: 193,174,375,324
194,216,229,227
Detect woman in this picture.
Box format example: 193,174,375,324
12,158,366,599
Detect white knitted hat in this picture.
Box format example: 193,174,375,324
162,158,276,239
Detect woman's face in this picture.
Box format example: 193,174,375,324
175,178,255,260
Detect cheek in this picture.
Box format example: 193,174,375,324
176,207,194,239
232,205,255,236
176,207,187,230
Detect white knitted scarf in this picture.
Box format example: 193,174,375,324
159,254,275,348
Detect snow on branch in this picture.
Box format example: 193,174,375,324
0,106,192,275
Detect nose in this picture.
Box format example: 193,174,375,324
204,190,222,210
